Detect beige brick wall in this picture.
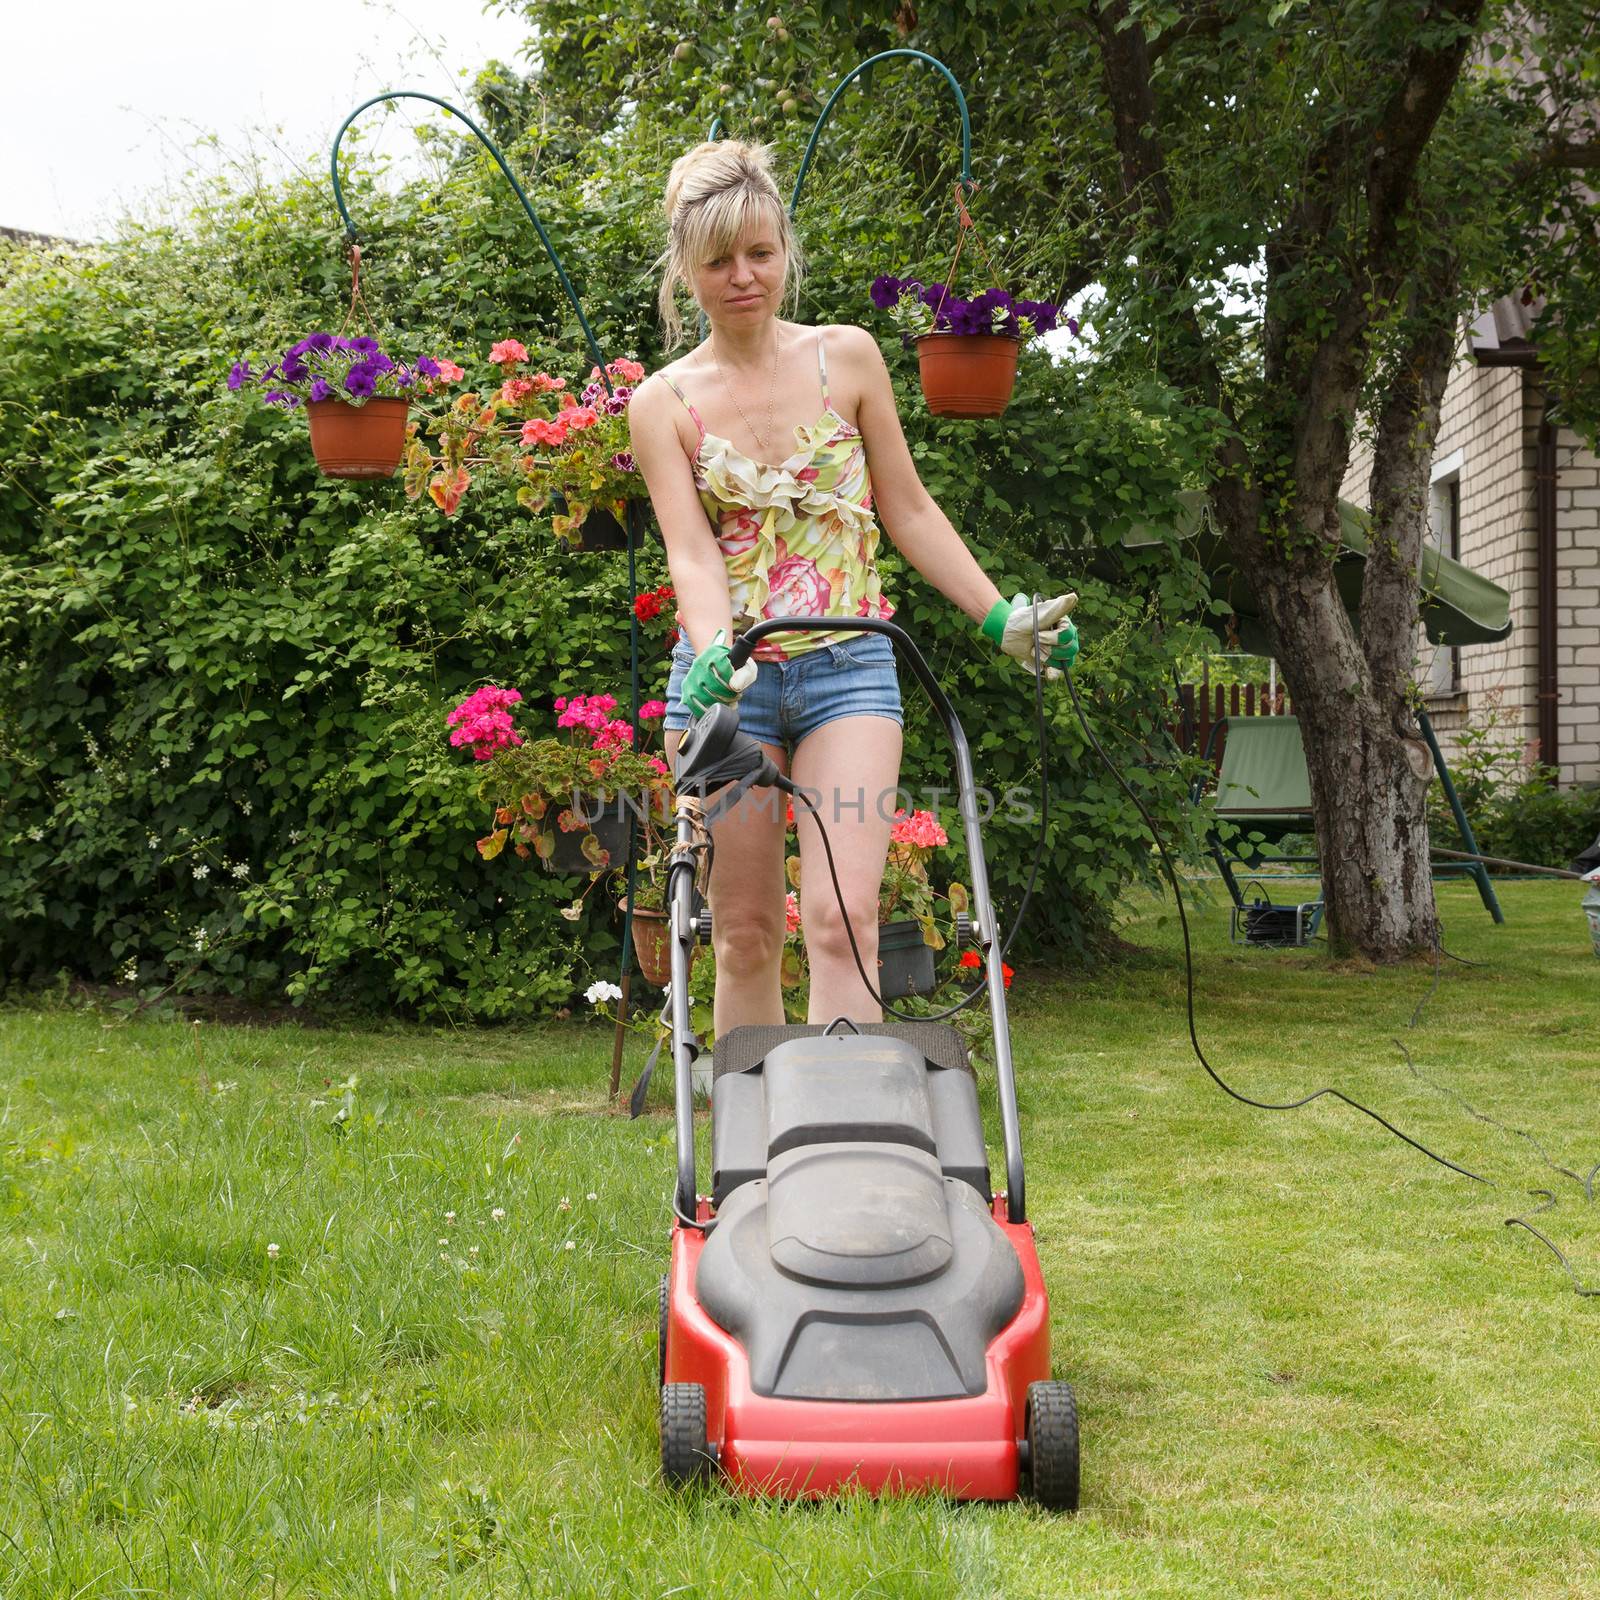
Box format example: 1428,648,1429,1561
1556,424,1600,782
1340,350,1600,788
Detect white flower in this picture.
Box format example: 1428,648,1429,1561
266,1243,279,1259
120,960,138,983
147,834,160,849
491,1207,505,1222
586,1192,598,1202
558,1197,571,1212
240,800,252,816
230,862,250,880
27,826,45,842
437,1237,449,1247
468,1245,479,1257
585,980,623,1006
444,1211,456,1224
159,755,171,770
563,1241,576,1251
192,864,210,880
439,1252,450,1263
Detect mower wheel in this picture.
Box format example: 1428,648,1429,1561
660,1382,715,1487
1024,1381,1080,1511
657,1273,669,1386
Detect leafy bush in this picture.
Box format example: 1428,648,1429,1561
1428,694,1600,871
0,91,1214,1019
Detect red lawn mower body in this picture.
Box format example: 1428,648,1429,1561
665,1192,1051,1499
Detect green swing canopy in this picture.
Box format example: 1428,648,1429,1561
1119,491,1514,656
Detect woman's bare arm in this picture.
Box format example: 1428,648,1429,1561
834,325,1005,626
628,375,736,654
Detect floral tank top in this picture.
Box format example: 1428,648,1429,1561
662,330,895,662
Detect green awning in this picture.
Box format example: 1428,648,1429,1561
1120,491,1513,655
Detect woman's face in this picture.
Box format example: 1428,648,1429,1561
692,228,786,326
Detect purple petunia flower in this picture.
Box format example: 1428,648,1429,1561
227,360,252,391
306,332,336,352
280,353,310,382
869,275,903,311
919,283,948,310
417,355,441,379
308,376,332,403
343,366,377,399
345,336,380,356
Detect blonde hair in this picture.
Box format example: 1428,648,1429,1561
656,140,805,349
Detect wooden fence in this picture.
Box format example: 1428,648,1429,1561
1172,681,1293,762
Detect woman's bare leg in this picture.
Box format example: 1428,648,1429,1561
789,715,904,1024
665,728,791,1037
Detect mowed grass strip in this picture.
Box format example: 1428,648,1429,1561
1,878,1595,1598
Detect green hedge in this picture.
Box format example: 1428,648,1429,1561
0,114,1213,1018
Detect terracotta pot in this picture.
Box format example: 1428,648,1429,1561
534,808,631,875
306,397,410,479
876,917,937,999
620,897,692,988
914,332,1020,419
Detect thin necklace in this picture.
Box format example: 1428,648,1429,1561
711,326,781,453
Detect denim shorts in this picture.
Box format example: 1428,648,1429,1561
664,631,903,751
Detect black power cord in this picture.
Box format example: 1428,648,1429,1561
1059,667,1598,1298
699,605,1597,1293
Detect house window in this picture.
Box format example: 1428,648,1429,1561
1425,472,1461,697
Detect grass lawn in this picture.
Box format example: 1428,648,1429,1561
2,877,1596,1598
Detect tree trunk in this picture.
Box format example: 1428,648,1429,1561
1091,0,1479,962
1255,557,1440,959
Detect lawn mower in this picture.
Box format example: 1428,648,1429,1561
654,614,1078,1506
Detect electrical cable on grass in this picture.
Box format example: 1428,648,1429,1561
1062,665,1600,1299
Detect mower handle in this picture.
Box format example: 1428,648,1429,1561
716,614,1029,1222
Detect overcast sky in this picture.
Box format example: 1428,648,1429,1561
1,0,533,240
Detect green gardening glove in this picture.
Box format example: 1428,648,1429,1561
681,628,759,717
979,592,1080,681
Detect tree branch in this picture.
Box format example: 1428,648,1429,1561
1282,1,1483,528
1091,0,1262,553
1148,2,1228,63
1360,259,1460,702
1514,138,1600,179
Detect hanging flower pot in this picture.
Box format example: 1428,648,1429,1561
306,396,411,478
532,807,632,876
228,331,447,479
549,493,632,551
914,332,1020,419
877,918,937,1000
869,261,1072,422
619,896,696,988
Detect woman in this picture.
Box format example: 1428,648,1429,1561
629,140,1079,1038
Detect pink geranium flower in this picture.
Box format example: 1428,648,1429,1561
521,417,569,448
489,339,529,367
434,357,466,384
637,700,668,720
446,684,523,761
563,406,600,431
891,809,948,849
